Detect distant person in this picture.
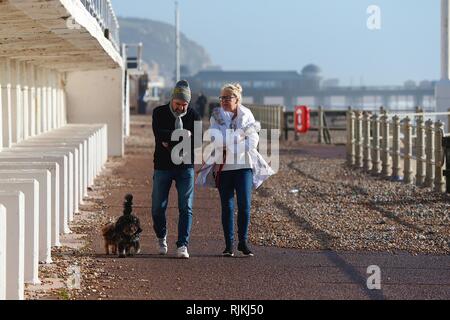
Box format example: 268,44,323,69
196,83,274,257
195,92,208,118
208,102,220,119
151,80,202,259
143,88,151,103
138,91,148,114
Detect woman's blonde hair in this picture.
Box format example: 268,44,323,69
221,83,243,103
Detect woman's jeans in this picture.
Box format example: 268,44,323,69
151,168,194,248
218,169,253,248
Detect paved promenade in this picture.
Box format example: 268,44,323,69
40,115,450,300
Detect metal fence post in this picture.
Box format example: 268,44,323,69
435,121,446,193
318,106,324,144
371,113,381,174
391,115,401,180
424,119,435,188
403,117,413,184
415,117,426,186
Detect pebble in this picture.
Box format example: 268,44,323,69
250,142,450,255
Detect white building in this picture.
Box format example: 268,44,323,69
0,0,125,299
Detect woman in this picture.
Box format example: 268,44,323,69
197,83,274,257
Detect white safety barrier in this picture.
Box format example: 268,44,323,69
8,147,75,223
20,141,83,209
54,124,108,187
0,191,25,300
24,124,107,197
0,166,53,264
0,0,121,301
0,123,107,300
0,152,71,234
0,204,6,300
0,179,40,285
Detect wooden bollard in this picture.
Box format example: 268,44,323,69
424,120,435,188
403,117,414,184
381,113,391,177
415,117,426,186
434,121,446,193
355,111,363,168
371,113,381,174
391,115,401,180
363,112,372,171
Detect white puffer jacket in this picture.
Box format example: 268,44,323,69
196,105,275,190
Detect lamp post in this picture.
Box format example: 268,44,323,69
442,0,450,81
175,1,180,83
436,0,450,130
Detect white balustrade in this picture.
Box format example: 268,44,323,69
346,109,449,192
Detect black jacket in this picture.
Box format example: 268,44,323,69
152,103,202,170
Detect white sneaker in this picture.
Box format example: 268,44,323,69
158,237,168,255
176,246,189,259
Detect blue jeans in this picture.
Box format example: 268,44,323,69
218,169,253,248
151,168,194,248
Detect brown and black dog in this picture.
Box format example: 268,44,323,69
101,194,142,258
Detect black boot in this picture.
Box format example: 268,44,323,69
238,242,254,257
222,246,234,257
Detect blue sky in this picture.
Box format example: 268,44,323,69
111,0,439,86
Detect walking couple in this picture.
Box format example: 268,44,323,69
151,80,274,259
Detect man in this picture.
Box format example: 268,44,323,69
151,80,201,259
195,92,208,118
